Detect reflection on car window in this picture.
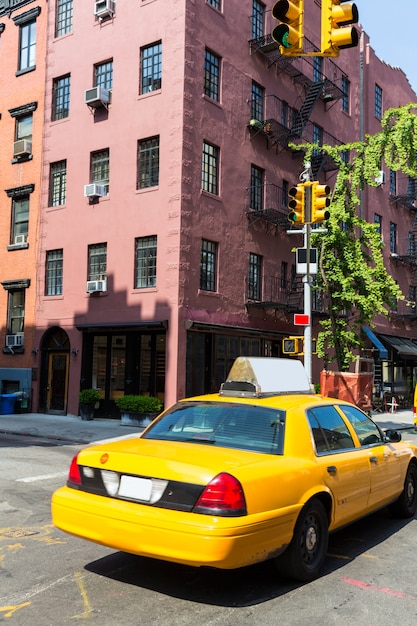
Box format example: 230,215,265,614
339,405,383,446
142,401,285,455
307,405,355,454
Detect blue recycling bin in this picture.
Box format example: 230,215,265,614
0,393,18,415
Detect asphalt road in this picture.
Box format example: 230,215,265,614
2,431,417,625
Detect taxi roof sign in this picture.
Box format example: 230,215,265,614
220,356,311,398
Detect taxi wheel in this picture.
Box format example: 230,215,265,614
389,463,417,518
277,499,329,582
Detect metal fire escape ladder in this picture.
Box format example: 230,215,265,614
291,81,326,137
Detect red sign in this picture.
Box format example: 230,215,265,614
294,314,310,325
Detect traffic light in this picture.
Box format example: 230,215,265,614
321,0,359,57
311,181,331,224
282,337,301,355
271,0,304,57
288,183,305,224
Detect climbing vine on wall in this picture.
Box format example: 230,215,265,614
290,104,417,372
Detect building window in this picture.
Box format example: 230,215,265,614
135,236,157,288
375,84,382,119
250,165,264,211
15,113,32,142
248,253,262,300
374,213,382,236
140,41,162,94
55,0,73,37
281,100,289,127
91,149,110,193
390,222,397,254
341,76,350,113
137,137,159,189
88,243,107,281
52,74,71,121
11,196,29,245
407,177,416,202
49,160,67,206
282,180,288,207
408,232,416,257
389,169,396,196
18,19,36,72
7,289,25,335
94,60,113,90
202,141,219,195
251,0,265,39
204,49,220,101
46,249,63,296
281,261,288,289
251,81,264,122
313,57,322,83
207,0,221,9
200,239,217,292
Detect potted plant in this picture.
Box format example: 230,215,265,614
78,388,101,421
115,394,162,427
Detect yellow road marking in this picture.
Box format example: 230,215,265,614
0,602,31,618
72,571,93,619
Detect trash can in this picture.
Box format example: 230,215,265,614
0,393,18,415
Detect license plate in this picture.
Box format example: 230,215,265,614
118,475,152,501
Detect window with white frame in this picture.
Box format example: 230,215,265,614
135,236,157,288
250,165,264,211
204,49,220,102
52,74,71,120
248,253,262,301
94,60,113,90
91,149,110,194
200,239,217,291
202,141,219,195
46,249,63,296
140,41,162,94
49,160,67,206
55,0,73,37
137,137,159,189
18,19,36,72
251,0,265,39
88,243,107,281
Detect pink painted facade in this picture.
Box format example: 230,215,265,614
1,1,416,415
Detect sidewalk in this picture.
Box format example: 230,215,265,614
0,412,143,445
0,407,415,446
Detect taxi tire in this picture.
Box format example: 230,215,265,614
388,463,417,518
276,499,329,582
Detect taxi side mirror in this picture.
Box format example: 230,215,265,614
384,429,402,443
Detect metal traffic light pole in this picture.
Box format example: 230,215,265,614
302,166,313,384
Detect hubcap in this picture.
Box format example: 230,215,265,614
305,525,317,552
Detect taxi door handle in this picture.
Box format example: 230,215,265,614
327,466,337,475
370,456,377,464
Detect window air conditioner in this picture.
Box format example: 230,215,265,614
84,183,106,198
375,170,385,186
84,86,111,108
13,139,32,158
94,0,116,19
6,334,24,347
14,234,27,245
86,279,107,294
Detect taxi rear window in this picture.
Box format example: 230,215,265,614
142,401,285,455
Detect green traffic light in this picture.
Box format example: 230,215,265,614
273,24,291,48
288,211,297,222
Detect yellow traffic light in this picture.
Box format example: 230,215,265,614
288,183,305,224
271,0,304,57
282,337,301,354
321,0,359,58
311,181,331,224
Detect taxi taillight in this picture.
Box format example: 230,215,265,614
68,453,82,486
194,473,247,516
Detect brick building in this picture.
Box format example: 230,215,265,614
0,0,416,416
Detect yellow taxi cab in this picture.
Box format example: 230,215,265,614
52,357,417,582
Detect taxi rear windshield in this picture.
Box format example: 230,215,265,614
142,401,285,455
